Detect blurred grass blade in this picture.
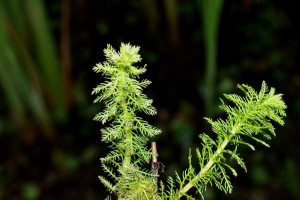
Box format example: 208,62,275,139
0,12,28,134
24,0,66,113
1,0,26,38
60,0,72,105
163,0,180,45
197,0,224,116
0,52,25,123
144,0,159,34
0,5,55,138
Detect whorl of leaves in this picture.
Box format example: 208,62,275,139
93,43,287,200
162,81,286,200
93,43,161,199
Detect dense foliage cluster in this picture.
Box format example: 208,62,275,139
92,43,161,199
93,43,287,200
163,81,287,199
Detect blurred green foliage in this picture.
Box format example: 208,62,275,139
0,0,299,199
22,183,40,200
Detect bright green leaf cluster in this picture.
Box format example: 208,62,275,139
93,43,287,200
93,43,161,199
164,81,287,200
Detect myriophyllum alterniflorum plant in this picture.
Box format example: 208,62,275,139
92,43,287,200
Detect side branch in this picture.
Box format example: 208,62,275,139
172,123,243,200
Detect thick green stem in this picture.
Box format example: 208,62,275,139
119,70,133,168
120,99,132,167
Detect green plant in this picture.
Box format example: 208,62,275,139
199,0,224,117
0,0,70,139
93,43,287,200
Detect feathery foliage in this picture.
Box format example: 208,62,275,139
93,43,287,200
163,81,287,200
93,43,161,199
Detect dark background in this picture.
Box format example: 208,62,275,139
0,0,299,199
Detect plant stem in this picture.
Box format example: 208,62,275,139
118,70,133,168
171,123,243,200
172,102,258,199
120,99,132,167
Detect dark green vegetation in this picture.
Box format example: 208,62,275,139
0,0,299,199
